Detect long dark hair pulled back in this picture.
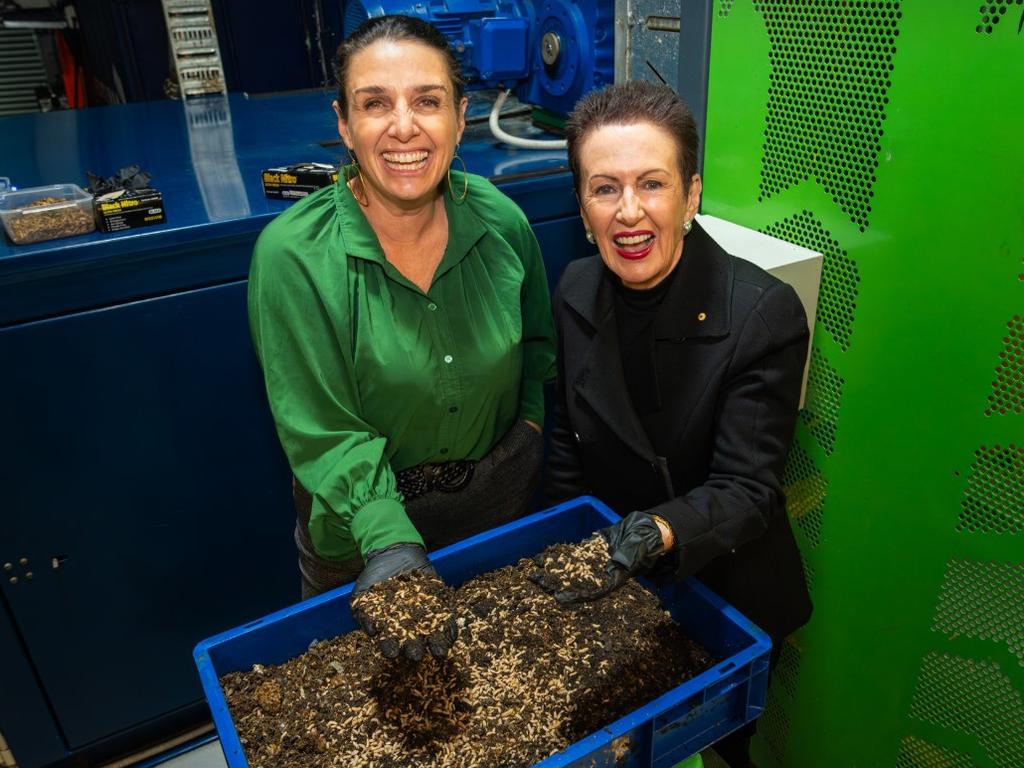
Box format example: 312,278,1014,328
334,15,466,118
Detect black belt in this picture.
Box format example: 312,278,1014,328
395,460,475,500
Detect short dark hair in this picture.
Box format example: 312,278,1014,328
565,80,700,196
334,15,465,118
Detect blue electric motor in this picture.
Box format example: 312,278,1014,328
345,0,613,117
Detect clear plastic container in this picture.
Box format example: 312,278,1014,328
0,184,96,245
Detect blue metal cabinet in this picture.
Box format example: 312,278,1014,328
0,280,297,754
0,92,589,767
0,602,66,767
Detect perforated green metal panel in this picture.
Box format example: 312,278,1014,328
800,347,844,455
986,316,1024,415
782,443,827,547
932,559,1024,667
703,2,1023,766
909,654,1024,766
957,445,1024,534
895,735,979,768
762,212,860,352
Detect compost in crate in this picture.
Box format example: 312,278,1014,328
220,535,714,768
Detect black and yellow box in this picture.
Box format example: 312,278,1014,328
261,163,339,199
94,188,166,232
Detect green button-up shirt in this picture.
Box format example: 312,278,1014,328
249,171,555,561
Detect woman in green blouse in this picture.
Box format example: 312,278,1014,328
248,16,555,660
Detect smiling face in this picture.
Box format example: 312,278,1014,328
578,121,701,290
335,39,468,211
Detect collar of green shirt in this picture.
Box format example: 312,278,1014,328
333,169,488,291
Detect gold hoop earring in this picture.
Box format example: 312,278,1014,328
448,146,469,204
344,159,369,207
585,230,595,244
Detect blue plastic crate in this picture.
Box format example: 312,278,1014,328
193,497,771,768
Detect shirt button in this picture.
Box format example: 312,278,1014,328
440,447,449,455
427,302,438,311
443,354,453,364
449,405,459,413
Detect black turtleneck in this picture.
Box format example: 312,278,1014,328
613,259,681,426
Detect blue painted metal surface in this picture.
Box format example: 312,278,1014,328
0,92,589,767
0,91,576,326
195,497,771,768
0,280,297,751
0,601,65,767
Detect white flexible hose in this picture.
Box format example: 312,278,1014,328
489,89,568,150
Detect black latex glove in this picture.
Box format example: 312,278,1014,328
350,543,457,661
554,511,666,604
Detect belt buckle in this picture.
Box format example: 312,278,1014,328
436,461,474,493
397,465,430,500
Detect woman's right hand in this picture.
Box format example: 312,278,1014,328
539,512,670,604
350,543,458,661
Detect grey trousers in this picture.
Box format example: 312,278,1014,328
294,419,544,600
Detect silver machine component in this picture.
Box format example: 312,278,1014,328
615,0,684,87
0,29,49,116
541,31,562,67
160,0,227,98
614,0,713,170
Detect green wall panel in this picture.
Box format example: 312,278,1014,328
702,2,1023,767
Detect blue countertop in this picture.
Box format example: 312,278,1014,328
0,90,575,324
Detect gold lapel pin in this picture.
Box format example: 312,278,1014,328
697,312,707,322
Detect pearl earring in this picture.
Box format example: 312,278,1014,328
683,220,693,235
585,231,595,244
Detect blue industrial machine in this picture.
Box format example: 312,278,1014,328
346,0,614,118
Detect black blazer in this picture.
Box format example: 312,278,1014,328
546,222,813,643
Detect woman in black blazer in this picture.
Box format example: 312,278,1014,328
544,80,812,768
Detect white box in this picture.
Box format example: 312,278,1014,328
695,213,823,409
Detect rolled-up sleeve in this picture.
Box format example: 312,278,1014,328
248,226,421,561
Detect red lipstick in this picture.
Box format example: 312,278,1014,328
613,230,655,261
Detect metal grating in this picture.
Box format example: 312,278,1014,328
757,687,790,765
774,639,802,700
751,1,903,231
800,550,816,593
956,444,1024,535
783,441,828,547
161,0,226,97
895,734,979,768
701,748,730,768
763,211,860,352
800,346,843,455
0,29,48,116
718,0,736,17
932,559,1024,666
754,639,802,767
986,315,1024,416
908,653,1024,768
976,0,1024,34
